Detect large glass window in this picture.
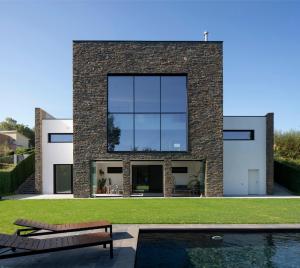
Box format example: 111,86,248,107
54,164,73,194
161,114,187,151
135,76,160,112
108,75,187,152
161,76,187,112
107,114,133,151
108,76,133,112
135,114,160,151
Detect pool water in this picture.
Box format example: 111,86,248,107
135,231,300,268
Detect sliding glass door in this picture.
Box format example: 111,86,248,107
132,165,163,193
54,164,73,194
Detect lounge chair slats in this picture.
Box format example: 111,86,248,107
14,219,112,234
1,232,111,251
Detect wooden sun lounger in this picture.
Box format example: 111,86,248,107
0,232,113,259
14,219,112,237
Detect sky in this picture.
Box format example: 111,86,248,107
0,0,299,131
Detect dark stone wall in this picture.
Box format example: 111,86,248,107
73,41,223,198
35,108,54,194
266,113,274,194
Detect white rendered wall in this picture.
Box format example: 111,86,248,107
42,120,73,194
223,116,266,195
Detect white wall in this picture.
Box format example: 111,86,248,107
42,120,73,194
223,116,266,195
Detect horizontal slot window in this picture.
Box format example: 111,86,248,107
223,130,254,140
107,167,123,173
48,133,73,143
172,167,188,173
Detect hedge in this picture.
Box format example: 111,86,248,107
0,153,35,195
274,160,300,194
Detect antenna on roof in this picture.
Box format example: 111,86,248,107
204,31,209,41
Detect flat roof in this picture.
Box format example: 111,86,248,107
73,40,223,44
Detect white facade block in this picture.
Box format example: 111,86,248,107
42,119,73,194
223,116,266,195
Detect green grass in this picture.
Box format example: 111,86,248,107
1,198,300,234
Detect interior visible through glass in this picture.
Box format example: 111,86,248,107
54,164,72,194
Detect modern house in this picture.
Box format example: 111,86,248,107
0,130,30,150
35,40,274,198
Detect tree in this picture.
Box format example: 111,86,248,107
0,117,35,147
107,115,120,151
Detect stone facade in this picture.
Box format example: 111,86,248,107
266,113,274,194
35,108,54,194
73,41,223,198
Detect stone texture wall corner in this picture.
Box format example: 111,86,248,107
35,108,43,194
35,108,54,194
266,113,274,195
163,159,173,197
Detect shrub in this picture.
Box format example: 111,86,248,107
15,147,35,155
274,160,300,194
275,130,300,160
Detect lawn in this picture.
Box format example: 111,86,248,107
1,198,300,234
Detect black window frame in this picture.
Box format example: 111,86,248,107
53,164,73,194
107,74,188,153
107,167,123,174
48,133,73,143
223,130,255,141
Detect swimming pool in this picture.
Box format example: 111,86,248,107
135,230,300,267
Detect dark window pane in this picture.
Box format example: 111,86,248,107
223,130,254,140
172,167,188,173
107,167,123,173
108,76,133,112
108,114,133,151
135,114,160,151
55,165,72,194
161,76,187,112
161,114,187,151
135,76,160,112
49,134,73,143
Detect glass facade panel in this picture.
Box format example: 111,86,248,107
108,114,133,151
135,76,160,112
54,164,72,194
161,76,187,112
135,114,160,151
108,76,133,112
108,75,187,152
161,114,187,151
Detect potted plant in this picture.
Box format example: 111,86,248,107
96,169,107,194
97,178,107,194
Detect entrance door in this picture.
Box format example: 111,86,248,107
132,165,163,193
248,169,259,195
54,164,73,194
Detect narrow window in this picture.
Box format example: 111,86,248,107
223,130,254,140
172,167,188,173
107,167,123,173
48,133,73,143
